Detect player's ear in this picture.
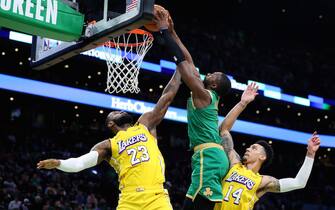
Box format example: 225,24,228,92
259,154,266,162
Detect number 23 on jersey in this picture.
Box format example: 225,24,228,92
127,145,150,166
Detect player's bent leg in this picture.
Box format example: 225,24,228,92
187,148,229,202
200,148,229,201
186,150,202,200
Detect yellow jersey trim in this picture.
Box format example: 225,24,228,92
190,90,214,110
194,142,223,152
186,194,194,199
193,150,204,201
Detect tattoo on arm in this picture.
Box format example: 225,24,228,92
221,131,241,164
138,70,181,130
161,70,181,96
221,132,234,153
232,151,241,163
266,176,281,193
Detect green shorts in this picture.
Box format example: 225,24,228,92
186,147,229,202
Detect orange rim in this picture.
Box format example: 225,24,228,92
103,29,153,48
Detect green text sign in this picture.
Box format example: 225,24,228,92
0,0,84,41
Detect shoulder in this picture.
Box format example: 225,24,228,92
136,122,157,139
190,89,212,108
226,162,242,172
232,163,244,170
260,175,273,185
135,122,145,128
93,139,111,149
258,175,280,192
133,122,150,132
90,139,112,162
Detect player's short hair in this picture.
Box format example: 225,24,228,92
105,112,133,127
214,73,231,97
256,140,274,168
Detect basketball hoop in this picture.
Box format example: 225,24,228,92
102,29,154,94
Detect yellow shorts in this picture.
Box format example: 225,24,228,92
117,185,173,210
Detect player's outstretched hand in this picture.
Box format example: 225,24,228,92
37,159,60,170
241,82,259,104
307,131,321,153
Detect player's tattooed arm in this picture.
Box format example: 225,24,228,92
265,176,281,192
219,82,258,133
221,130,234,152
258,133,320,198
155,10,210,108
257,175,280,198
91,139,112,164
221,130,241,166
138,69,181,133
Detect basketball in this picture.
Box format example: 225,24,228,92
144,5,168,32
144,22,160,32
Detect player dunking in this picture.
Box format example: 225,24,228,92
155,9,232,210
214,83,320,210
36,22,192,209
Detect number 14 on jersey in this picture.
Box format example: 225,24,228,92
224,185,244,205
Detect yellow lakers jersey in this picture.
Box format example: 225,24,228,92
109,123,166,190
214,163,262,210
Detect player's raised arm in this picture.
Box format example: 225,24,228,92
221,130,241,167
157,10,211,108
138,68,182,131
137,10,185,132
37,139,111,172
219,83,258,169
219,82,258,135
165,9,194,66
257,132,320,197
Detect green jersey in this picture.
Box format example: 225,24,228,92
187,90,222,149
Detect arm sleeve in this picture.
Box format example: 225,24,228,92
56,151,99,173
160,29,186,65
279,156,314,192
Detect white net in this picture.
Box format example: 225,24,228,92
102,29,154,94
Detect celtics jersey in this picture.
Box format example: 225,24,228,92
187,90,222,148
109,123,166,191
214,164,263,210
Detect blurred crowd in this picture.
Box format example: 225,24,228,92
167,19,335,99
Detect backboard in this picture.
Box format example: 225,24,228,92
31,0,155,70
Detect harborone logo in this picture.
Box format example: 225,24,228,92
226,171,256,190
0,0,58,25
111,97,187,122
118,134,147,154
